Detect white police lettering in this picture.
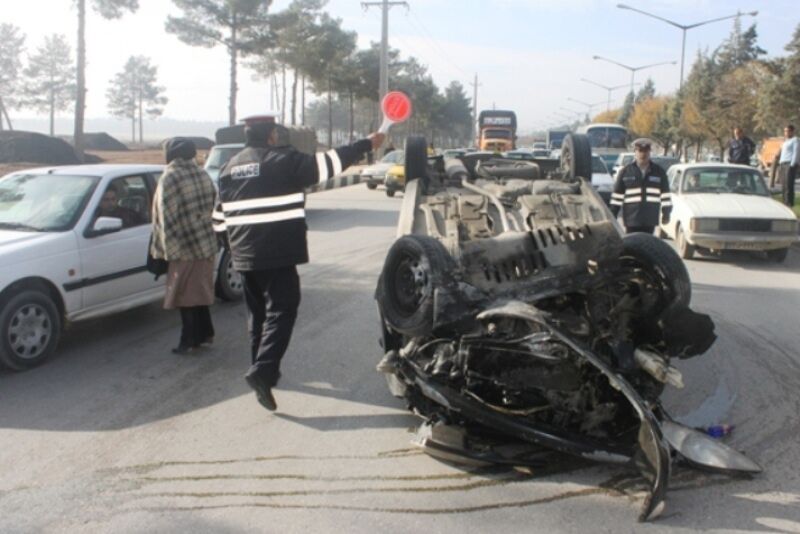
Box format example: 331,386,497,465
231,163,260,180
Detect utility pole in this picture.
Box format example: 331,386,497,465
362,0,409,102
469,73,481,146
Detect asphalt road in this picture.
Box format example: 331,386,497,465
1,185,799,533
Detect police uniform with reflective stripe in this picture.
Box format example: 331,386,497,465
215,139,372,271
215,138,373,392
609,161,671,230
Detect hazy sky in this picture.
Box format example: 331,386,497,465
7,0,799,133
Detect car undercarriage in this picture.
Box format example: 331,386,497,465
374,135,761,521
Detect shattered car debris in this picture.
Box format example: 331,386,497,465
374,135,760,521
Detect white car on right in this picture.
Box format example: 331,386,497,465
660,163,798,262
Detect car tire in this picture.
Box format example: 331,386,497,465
621,232,691,311
378,235,455,337
405,136,429,192
676,225,695,260
766,248,789,263
386,188,396,198
560,133,592,180
0,289,61,371
367,183,377,190
215,249,243,301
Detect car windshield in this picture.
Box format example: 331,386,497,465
0,173,100,231
484,129,511,139
205,147,243,170
591,157,608,173
652,157,679,170
587,127,628,149
682,169,769,195
381,150,404,164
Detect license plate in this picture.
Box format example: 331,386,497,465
727,242,764,250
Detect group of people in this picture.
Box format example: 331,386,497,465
149,120,383,411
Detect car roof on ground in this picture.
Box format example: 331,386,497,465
3,164,164,178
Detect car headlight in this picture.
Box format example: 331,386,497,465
690,218,719,232
772,219,798,232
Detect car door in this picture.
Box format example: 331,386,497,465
664,168,683,238
77,174,161,309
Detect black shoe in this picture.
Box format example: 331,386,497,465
245,373,277,411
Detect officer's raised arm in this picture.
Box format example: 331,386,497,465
294,133,386,189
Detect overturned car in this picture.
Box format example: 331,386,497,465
374,135,760,521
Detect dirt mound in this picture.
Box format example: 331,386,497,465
84,132,128,151
0,131,80,165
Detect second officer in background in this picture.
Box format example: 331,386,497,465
215,116,384,411
610,138,672,234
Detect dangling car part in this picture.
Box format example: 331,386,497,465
375,134,760,522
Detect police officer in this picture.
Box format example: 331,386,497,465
215,116,385,411
610,138,672,234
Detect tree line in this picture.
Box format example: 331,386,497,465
0,0,473,151
589,19,800,159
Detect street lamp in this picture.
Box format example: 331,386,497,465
616,4,757,89
580,78,639,111
567,97,607,116
592,56,676,98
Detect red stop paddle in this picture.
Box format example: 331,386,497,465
379,91,412,133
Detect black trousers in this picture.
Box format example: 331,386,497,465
179,306,214,347
625,226,655,235
242,266,301,387
781,163,797,207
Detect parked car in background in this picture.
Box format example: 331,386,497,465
660,163,798,261
358,149,405,190
590,154,614,204
612,152,635,175
651,156,680,172
442,149,467,159
384,163,405,197
204,143,244,183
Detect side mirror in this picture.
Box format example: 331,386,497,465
87,216,123,237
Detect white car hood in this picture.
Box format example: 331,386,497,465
680,193,796,220
361,162,394,175
0,230,77,268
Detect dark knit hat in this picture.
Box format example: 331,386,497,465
164,137,197,163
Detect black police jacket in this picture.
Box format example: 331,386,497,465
609,161,672,228
214,139,372,271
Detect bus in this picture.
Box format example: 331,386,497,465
576,123,629,170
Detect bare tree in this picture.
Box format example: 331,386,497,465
0,23,26,131
72,0,139,157
106,56,167,143
166,0,272,126
23,34,76,136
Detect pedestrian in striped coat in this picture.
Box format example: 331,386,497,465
215,115,385,411
610,138,672,234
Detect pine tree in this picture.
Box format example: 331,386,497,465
166,0,272,126
73,0,139,157
0,24,26,130
23,34,76,136
106,56,167,143
634,78,655,104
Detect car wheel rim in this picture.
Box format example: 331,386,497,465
392,254,429,314
226,258,242,292
8,303,51,360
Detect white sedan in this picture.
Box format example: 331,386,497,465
659,163,798,262
0,164,240,371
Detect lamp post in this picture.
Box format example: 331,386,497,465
580,78,638,111
592,56,676,98
616,4,757,90
567,97,607,117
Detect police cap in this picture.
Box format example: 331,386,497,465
632,138,653,150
